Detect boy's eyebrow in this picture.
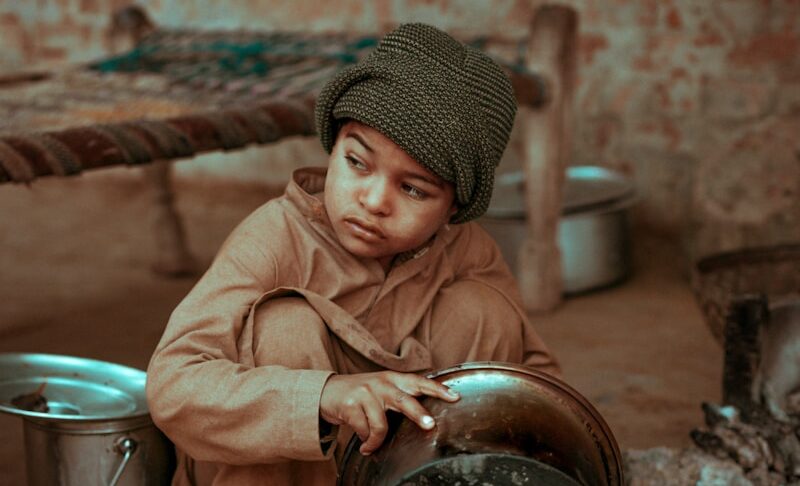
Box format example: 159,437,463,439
346,132,374,153
405,171,444,188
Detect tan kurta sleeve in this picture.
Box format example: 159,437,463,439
146,206,334,465
453,224,562,377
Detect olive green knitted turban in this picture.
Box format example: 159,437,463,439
315,23,517,223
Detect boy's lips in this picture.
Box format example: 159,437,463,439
344,217,385,240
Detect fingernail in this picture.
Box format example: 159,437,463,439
447,389,460,399
421,415,435,428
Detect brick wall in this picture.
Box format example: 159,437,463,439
2,0,799,258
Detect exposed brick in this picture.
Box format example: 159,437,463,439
79,0,100,15
775,82,800,114
695,116,800,225
577,114,622,156
502,0,533,29
579,33,609,64
632,55,655,71
573,114,624,170
633,74,699,119
0,12,21,26
693,21,725,47
36,45,67,62
610,83,640,114
665,7,682,30
0,12,33,68
701,76,776,121
670,67,688,80
636,0,660,28
711,0,770,39
728,31,800,66
631,118,684,152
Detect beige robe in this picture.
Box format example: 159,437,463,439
146,167,559,485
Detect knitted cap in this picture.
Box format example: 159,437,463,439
315,23,517,223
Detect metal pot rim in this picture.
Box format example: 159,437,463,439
0,352,148,423
339,361,624,485
427,361,623,476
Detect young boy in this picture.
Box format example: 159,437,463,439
146,23,559,486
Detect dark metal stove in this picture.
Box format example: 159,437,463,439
691,244,800,485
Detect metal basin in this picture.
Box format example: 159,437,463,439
338,362,623,486
481,167,636,294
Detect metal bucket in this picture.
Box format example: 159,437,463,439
480,166,636,294
0,353,175,486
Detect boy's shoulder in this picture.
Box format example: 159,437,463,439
441,221,504,269
218,193,299,253
236,194,294,232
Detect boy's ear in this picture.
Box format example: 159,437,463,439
448,204,458,218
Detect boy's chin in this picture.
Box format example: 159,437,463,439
343,244,391,262
339,238,407,264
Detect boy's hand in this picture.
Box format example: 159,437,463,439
319,371,459,455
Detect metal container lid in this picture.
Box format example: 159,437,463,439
0,353,148,422
486,166,635,219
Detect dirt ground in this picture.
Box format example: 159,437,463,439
0,167,722,484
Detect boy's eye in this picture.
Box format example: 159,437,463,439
402,184,427,200
345,156,367,171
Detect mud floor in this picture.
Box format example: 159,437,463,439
0,167,722,484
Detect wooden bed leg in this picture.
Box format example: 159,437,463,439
517,5,578,312
143,161,197,277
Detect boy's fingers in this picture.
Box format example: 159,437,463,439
423,380,460,402
359,399,389,455
388,391,436,431
400,375,460,402
346,408,370,444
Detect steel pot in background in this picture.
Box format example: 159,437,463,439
0,353,175,486
481,166,637,294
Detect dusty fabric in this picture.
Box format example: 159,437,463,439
146,167,559,486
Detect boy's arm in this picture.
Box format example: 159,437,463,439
146,210,334,466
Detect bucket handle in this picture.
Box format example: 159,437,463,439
109,436,138,486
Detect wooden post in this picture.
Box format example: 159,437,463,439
109,6,197,276
517,5,577,312
144,160,197,276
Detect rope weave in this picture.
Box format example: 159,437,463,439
0,28,542,185
0,141,34,183
92,124,153,165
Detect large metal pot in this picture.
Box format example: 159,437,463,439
480,166,636,294
339,362,623,486
0,353,175,486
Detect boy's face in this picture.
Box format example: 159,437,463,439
324,121,456,269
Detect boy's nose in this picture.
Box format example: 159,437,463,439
359,179,391,215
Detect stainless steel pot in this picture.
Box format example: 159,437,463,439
338,362,623,486
480,166,636,294
22,415,173,486
0,353,175,486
